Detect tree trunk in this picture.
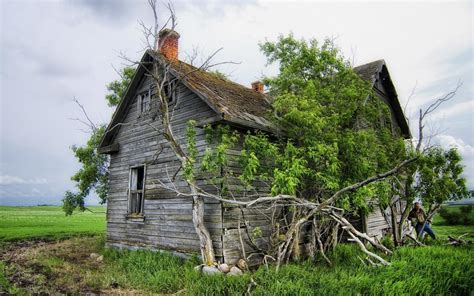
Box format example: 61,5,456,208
151,65,216,265
191,186,216,265
390,203,400,247
397,201,412,243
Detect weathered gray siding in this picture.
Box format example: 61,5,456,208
106,74,224,259
365,207,390,238
220,144,275,265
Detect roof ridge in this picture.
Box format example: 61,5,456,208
148,49,258,94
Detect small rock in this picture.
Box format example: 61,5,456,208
237,259,248,271
202,265,221,275
96,255,104,262
90,253,99,259
227,266,243,276
218,263,230,273
194,264,204,273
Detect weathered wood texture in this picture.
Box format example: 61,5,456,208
220,145,275,265
365,207,391,238
106,75,225,259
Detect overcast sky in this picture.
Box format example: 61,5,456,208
0,0,472,206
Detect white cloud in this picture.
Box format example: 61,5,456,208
434,134,474,188
435,134,474,156
0,175,48,185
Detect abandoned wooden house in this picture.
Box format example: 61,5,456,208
98,30,411,264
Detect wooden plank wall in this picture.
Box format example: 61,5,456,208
366,207,391,238
106,74,224,260
220,146,275,265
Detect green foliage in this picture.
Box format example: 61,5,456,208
105,66,136,107
63,125,109,215
236,34,406,212
199,125,240,194
380,233,396,250
64,66,135,215
184,120,198,181
208,70,229,80
438,205,473,225
415,147,469,206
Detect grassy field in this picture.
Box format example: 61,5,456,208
432,205,474,239
0,206,106,242
0,205,473,295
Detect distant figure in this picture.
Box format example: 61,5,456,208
408,202,436,239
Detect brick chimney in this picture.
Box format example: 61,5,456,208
251,81,264,93
157,29,180,60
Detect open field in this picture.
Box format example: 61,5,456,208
0,205,473,295
0,206,106,242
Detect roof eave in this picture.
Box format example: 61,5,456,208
98,52,152,150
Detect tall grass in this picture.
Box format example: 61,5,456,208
99,243,473,295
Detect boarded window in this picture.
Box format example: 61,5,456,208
128,166,145,215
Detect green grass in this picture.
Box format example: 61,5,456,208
433,225,474,240
0,206,106,242
1,205,473,295
431,205,474,240
98,242,473,295
4,235,470,295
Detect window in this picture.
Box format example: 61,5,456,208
163,82,175,104
128,166,145,216
137,89,150,115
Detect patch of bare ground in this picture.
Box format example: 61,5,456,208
0,237,148,295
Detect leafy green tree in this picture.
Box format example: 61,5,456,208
415,147,469,220
105,66,136,106
239,35,406,213
63,67,135,215
193,35,408,263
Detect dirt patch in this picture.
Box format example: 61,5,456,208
0,236,144,295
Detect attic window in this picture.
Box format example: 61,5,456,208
128,165,146,216
137,89,151,115
163,81,176,104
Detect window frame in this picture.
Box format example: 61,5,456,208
127,164,147,219
137,87,151,117
163,81,176,105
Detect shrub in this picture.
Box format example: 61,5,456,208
438,205,473,225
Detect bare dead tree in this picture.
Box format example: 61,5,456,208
70,97,97,133
389,81,462,246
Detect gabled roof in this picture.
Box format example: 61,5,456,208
99,50,275,150
353,59,411,138
99,53,410,151
147,51,275,131
353,59,385,83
